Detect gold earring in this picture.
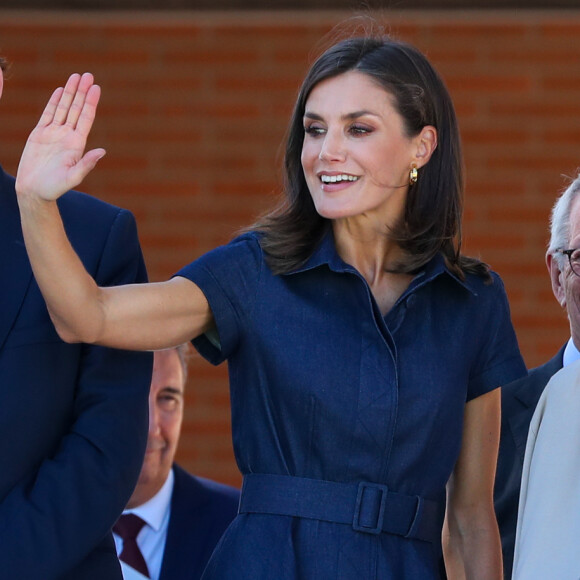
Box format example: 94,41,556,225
409,164,418,186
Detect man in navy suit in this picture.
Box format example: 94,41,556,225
0,56,153,579
114,345,240,580
495,173,580,578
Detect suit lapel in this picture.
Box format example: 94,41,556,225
0,168,33,351
508,408,536,460
508,351,564,460
160,466,217,580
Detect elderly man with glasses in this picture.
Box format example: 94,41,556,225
495,171,580,579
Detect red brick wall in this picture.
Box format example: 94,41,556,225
2,10,579,486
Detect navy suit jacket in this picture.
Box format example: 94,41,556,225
159,464,240,580
494,346,564,579
0,166,153,580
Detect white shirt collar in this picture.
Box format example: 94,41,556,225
124,468,174,532
562,337,580,367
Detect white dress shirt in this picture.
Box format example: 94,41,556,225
120,562,149,580
114,469,174,580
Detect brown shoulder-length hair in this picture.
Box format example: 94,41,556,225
250,34,488,281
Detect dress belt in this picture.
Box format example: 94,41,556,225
238,473,441,544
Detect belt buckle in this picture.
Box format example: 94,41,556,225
353,481,388,535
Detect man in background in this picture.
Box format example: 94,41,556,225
495,172,580,578
0,56,152,579
114,345,239,580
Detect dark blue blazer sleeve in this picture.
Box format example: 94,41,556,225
0,186,153,580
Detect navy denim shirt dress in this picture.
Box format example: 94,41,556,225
176,231,526,579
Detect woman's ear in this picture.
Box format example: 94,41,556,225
414,126,437,169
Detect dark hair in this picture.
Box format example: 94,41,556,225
251,34,488,280
0,56,8,73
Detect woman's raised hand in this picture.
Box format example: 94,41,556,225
16,72,105,202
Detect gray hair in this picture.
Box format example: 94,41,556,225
548,172,580,269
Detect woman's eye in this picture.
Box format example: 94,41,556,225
304,125,325,136
349,125,372,136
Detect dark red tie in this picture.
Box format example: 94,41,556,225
113,513,150,578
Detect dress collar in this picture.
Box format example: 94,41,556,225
284,228,475,295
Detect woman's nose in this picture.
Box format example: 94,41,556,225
318,131,346,162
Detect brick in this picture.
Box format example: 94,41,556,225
445,74,532,93
462,127,530,145
540,21,580,38
490,101,580,118
427,22,529,39
3,10,580,481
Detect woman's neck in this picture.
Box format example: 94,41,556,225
332,220,413,316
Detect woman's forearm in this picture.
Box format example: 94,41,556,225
17,194,105,343
444,390,503,580
443,495,502,580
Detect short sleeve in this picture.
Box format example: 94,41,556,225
466,273,526,401
174,233,263,365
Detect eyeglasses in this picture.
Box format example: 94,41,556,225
557,248,580,277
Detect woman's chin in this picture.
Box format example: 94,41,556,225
315,205,357,221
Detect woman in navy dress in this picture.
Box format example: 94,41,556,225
16,32,525,579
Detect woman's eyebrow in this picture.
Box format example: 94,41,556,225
303,109,378,121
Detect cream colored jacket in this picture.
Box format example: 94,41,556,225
513,359,580,579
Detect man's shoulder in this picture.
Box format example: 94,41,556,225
193,475,240,502
172,464,240,508
542,358,580,400
502,349,564,402
0,165,127,224
57,191,141,267
173,464,239,496
58,190,130,226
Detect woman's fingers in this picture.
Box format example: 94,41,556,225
76,83,101,138
37,86,64,128
65,72,96,129
53,73,81,126
35,73,99,133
